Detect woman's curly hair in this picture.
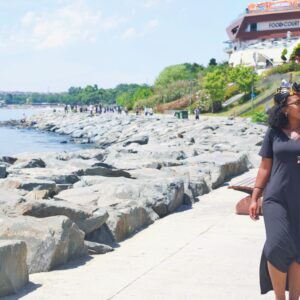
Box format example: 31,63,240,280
267,93,289,129
267,82,300,128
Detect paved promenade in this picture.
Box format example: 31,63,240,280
4,168,275,300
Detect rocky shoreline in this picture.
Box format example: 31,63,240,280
0,111,266,296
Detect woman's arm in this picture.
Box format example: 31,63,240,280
249,158,272,220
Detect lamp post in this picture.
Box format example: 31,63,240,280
251,75,254,113
252,52,258,113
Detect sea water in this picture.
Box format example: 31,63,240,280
0,107,86,156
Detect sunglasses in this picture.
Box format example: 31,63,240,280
287,99,300,106
276,82,300,97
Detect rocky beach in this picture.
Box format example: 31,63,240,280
0,111,267,297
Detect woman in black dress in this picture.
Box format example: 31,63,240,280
249,81,300,300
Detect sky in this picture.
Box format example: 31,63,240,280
0,0,251,92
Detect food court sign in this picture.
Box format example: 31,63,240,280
258,19,300,31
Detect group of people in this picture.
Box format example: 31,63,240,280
134,107,154,116
62,103,203,120
64,104,127,116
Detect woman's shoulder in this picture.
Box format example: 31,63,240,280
264,126,280,140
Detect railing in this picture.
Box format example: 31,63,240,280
247,6,300,14
229,6,300,25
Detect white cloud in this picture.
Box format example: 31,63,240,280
101,16,128,30
0,0,128,50
121,19,159,40
121,27,138,40
144,19,159,33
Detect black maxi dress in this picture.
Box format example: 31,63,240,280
259,126,300,294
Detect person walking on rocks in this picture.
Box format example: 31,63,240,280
194,107,200,120
249,82,300,299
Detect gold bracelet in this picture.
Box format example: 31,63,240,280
254,186,264,190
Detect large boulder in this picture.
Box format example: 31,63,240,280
0,240,28,297
106,201,158,242
0,177,56,193
21,200,109,234
7,168,80,185
14,158,46,169
0,156,17,165
0,216,87,273
84,241,114,255
130,167,210,203
185,152,250,189
55,177,184,242
123,135,149,147
0,189,27,217
84,163,132,178
56,177,185,217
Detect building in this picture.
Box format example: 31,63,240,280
226,0,300,70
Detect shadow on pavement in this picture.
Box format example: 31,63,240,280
2,282,42,300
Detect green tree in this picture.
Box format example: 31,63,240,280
116,91,135,109
290,43,300,61
208,58,217,66
228,66,258,94
116,86,152,109
281,48,288,62
155,63,203,88
203,69,226,113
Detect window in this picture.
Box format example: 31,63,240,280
231,26,239,35
250,23,257,32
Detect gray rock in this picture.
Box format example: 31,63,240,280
123,135,149,147
210,153,249,189
0,216,87,273
84,241,114,254
0,189,26,217
0,177,56,193
0,165,6,178
0,156,17,165
15,158,46,169
106,201,158,242
56,177,185,217
7,168,80,185
84,163,132,178
21,200,109,234
0,240,28,297
85,223,116,246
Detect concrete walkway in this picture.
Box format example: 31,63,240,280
4,168,275,300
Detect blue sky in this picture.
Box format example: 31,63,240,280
0,0,251,92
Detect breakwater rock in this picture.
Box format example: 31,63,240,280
0,111,268,296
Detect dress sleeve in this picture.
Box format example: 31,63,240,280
258,127,273,159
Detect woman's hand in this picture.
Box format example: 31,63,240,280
249,200,259,221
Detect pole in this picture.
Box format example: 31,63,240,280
190,80,193,108
251,77,254,113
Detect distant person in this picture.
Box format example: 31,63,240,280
64,105,68,114
89,104,93,116
194,107,200,120
20,113,26,124
149,107,153,116
144,107,148,116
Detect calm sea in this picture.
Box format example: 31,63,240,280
0,107,86,156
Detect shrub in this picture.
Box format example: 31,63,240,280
251,112,268,124
263,62,300,76
224,84,240,99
